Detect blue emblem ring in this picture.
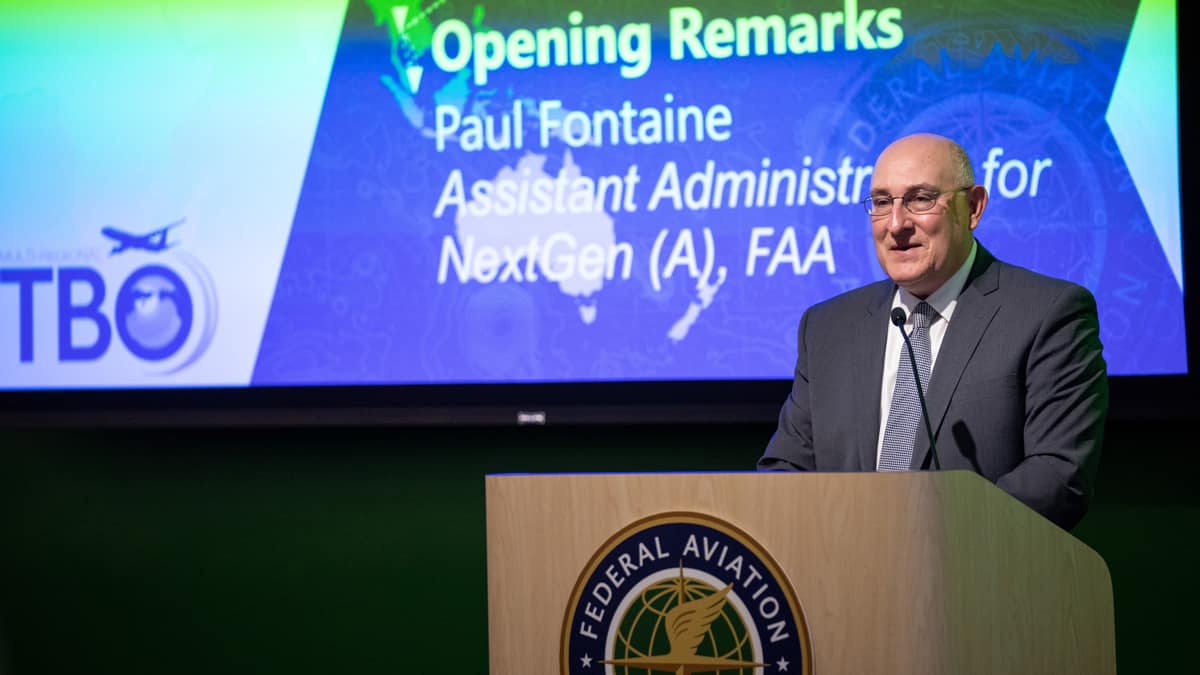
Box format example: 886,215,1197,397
560,512,813,675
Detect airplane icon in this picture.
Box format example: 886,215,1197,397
102,218,185,255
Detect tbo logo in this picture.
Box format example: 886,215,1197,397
0,218,217,376
562,513,812,674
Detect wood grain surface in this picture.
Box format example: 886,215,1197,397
485,471,1114,675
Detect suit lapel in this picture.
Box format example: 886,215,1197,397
855,281,893,471
910,246,1002,470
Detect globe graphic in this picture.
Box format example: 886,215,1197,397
115,265,193,361
611,575,756,675
123,274,183,349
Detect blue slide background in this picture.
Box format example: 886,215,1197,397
251,0,1184,385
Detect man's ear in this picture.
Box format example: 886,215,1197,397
966,185,988,231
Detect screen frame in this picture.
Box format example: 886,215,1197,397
0,2,1193,427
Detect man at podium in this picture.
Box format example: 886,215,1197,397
759,133,1108,530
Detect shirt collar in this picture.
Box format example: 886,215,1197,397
892,240,978,324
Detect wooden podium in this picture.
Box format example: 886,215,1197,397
486,471,1115,675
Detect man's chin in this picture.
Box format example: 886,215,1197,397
884,266,932,292
884,262,923,281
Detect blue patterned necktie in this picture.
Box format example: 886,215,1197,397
878,302,937,472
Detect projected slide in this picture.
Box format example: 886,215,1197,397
0,0,1184,389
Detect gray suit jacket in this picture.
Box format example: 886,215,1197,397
759,245,1108,530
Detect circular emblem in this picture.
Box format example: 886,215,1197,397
561,512,813,674
115,264,193,361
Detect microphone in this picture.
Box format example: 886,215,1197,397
890,307,941,470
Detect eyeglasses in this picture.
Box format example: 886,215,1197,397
861,186,972,217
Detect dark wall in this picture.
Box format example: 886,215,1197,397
1,418,1195,674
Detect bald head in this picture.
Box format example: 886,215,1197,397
875,133,974,188
868,133,988,298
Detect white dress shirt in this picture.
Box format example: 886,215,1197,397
875,241,978,469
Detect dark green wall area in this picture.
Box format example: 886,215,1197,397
2,419,1196,674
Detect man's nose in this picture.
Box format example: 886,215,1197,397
885,204,912,233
